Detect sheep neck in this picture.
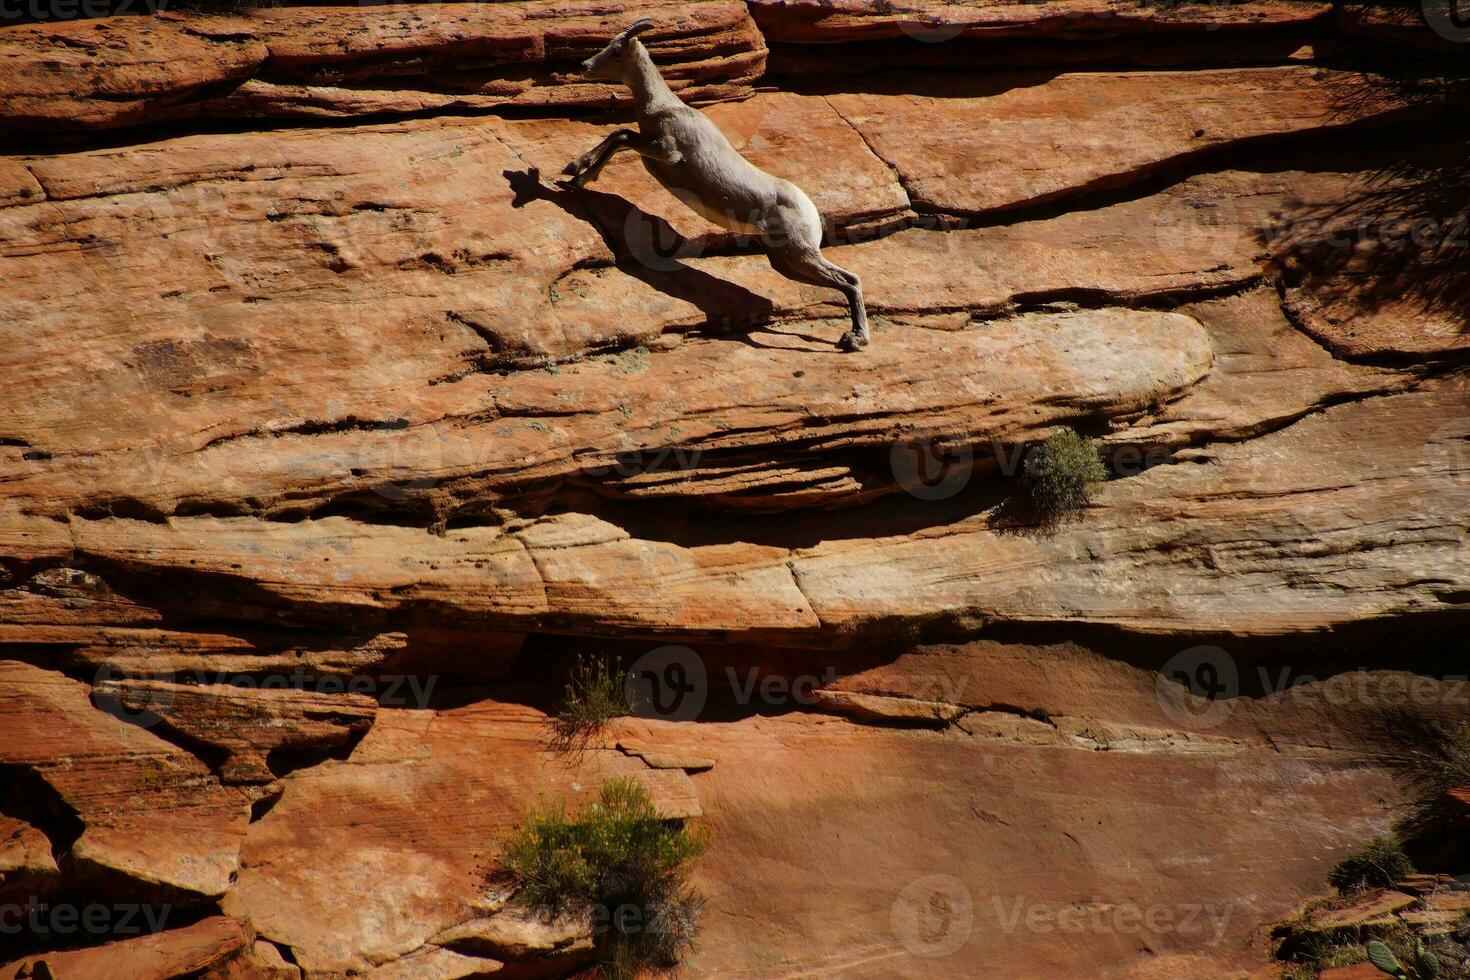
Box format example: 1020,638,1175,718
625,41,681,117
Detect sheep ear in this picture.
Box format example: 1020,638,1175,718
617,18,655,43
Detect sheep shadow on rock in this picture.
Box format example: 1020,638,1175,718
504,166,781,341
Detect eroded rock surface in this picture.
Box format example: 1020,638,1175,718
0,1,765,134
0,915,286,980
0,660,250,903
93,678,379,784
749,0,1335,43
221,701,695,973
0,5,1465,978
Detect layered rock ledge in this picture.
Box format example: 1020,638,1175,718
1,4,1466,979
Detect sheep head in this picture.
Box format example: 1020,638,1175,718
578,18,656,81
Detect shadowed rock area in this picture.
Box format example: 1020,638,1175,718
1,0,1467,977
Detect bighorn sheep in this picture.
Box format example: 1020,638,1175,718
560,18,870,351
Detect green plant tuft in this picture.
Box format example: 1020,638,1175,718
500,777,710,978
1328,836,1415,895
1019,429,1106,522
612,345,650,374
548,653,632,757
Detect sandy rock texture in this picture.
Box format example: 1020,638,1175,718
0,1,1466,977
0,1,765,133
747,0,1336,43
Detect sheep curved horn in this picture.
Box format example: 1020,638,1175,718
615,18,656,43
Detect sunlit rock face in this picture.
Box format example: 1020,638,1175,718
1,1,1466,977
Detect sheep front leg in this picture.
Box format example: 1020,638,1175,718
560,128,641,188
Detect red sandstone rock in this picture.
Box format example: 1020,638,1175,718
0,22,1465,980
58,631,408,682
4,376,1458,641
1276,196,1470,363
219,701,698,973
811,689,968,725
0,2,765,135
659,712,1407,977
1447,787,1470,824
824,67,1400,217
1338,3,1470,55
1,915,261,980
6,108,1425,526
1302,890,1417,932
824,640,1470,753
1321,964,1397,980
749,0,1334,43
0,160,42,208
92,678,379,783
0,816,59,906
0,661,250,903
616,740,716,771
765,31,1337,76
1401,907,1464,935
789,382,1467,637
0,14,267,133
1282,283,1470,363
430,905,593,962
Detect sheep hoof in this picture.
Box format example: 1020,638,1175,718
560,160,580,176
838,331,869,352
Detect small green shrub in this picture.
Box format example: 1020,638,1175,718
500,777,710,979
549,654,632,756
1019,429,1106,522
1328,836,1415,895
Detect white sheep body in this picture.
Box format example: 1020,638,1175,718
561,19,870,350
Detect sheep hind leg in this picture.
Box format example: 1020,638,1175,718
768,247,869,351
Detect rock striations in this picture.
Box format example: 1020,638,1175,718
0,1,1466,977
